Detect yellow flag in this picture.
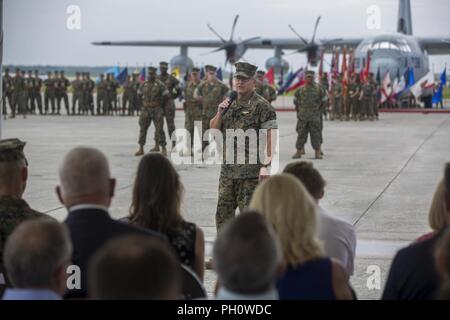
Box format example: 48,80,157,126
172,67,180,79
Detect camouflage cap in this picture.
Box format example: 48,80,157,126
191,67,200,73
234,62,257,79
159,61,169,68
0,138,26,162
305,70,315,78
148,66,157,72
205,65,217,72
256,70,266,76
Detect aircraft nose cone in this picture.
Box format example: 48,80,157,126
372,58,400,79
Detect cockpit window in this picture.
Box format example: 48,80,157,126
360,39,412,52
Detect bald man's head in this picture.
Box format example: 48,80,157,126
57,147,115,208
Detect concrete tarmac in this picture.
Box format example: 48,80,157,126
2,111,450,299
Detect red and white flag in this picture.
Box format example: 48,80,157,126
410,71,435,98
380,72,392,103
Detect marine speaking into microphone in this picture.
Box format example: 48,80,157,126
209,62,278,233
219,91,238,116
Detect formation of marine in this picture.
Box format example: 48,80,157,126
2,63,392,162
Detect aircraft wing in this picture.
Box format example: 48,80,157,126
417,37,450,55
92,38,364,51
92,40,225,48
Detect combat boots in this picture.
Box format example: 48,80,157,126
300,147,306,155
150,144,160,152
292,149,303,159
134,145,144,156
315,149,323,159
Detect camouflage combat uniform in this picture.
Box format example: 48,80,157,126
360,80,375,120
330,79,343,121
138,78,169,148
294,80,327,152
71,77,82,114
2,73,13,117
44,76,56,115
25,75,34,114
108,78,119,115
80,78,89,115
0,196,46,266
348,80,360,120
33,74,43,115
158,73,181,142
96,77,107,115
194,79,229,148
216,91,277,231
56,75,70,115
0,138,48,285
255,81,277,103
87,76,95,115
12,74,27,117
122,77,139,116
129,78,140,116
183,79,203,148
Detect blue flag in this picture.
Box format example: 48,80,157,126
139,67,146,82
116,67,128,85
278,68,303,94
216,67,223,81
432,68,447,104
105,66,120,77
407,68,415,88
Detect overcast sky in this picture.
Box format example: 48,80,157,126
4,0,450,71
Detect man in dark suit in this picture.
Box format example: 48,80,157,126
383,163,450,300
56,147,164,298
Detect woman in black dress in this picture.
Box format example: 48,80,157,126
124,153,205,281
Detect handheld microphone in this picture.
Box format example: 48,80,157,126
220,91,238,116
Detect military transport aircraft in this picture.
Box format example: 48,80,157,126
92,0,450,80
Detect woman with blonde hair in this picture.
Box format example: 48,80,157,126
250,174,353,300
417,180,448,242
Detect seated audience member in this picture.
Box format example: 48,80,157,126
383,163,450,300
57,147,163,297
2,218,71,300
416,179,448,242
0,139,48,280
89,235,181,300
214,210,285,300
250,174,353,300
283,161,356,276
434,228,450,299
122,153,205,281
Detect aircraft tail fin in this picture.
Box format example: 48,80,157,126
397,0,413,35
